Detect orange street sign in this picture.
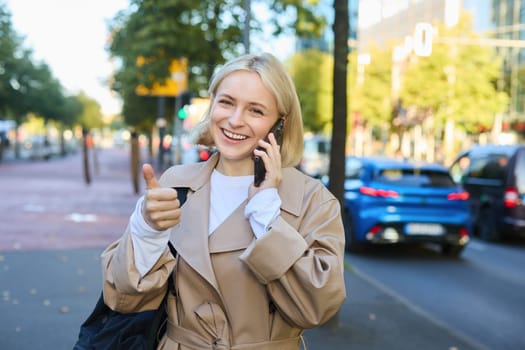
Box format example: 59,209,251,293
135,57,188,97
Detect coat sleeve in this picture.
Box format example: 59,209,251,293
239,184,346,329
100,226,176,313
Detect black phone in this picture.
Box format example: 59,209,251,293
254,118,284,187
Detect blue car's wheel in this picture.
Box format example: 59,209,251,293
440,243,464,258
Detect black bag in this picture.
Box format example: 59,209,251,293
73,188,188,350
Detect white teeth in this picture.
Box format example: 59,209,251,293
224,130,247,140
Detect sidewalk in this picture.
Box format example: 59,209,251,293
0,147,481,349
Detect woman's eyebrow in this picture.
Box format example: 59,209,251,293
248,101,268,110
217,93,269,110
216,92,234,100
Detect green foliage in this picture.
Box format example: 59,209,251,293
400,13,508,133
76,92,104,130
108,0,326,130
269,0,326,38
288,49,332,133
348,11,508,137
352,46,392,129
0,2,84,130
60,96,84,127
0,3,25,117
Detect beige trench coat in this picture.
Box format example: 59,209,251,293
101,153,346,350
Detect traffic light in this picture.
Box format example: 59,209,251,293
177,105,189,119
177,92,192,119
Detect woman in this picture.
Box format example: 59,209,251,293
101,52,346,349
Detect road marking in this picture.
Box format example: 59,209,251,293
346,256,490,350
65,213,98,223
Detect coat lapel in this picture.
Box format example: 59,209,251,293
163,154,220,291
171,180,219,290
208,200,254,253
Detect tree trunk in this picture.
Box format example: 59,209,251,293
82,128,91,185
324,0,349,331
131,131,140,194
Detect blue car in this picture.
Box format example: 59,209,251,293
343,156,471,256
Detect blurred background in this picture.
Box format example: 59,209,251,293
1,0,523,175
2,2,525,349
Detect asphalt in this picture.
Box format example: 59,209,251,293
0,146,482,350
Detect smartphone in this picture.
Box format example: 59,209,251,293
254,118,284,187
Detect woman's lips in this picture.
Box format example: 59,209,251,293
222,128,248,141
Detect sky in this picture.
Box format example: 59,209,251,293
5,0,129,116
5,0,294,117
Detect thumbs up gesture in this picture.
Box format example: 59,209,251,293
141,164,181,231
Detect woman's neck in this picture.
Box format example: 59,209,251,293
215,156,254,176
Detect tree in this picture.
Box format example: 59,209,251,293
288,49,333,133
0,2,18,115
76,92,104,130
400,12,508,163
107,0,326,131
0,2,97,163
356,46,392,129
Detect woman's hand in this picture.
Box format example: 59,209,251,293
141,164,181,231
250,132,282,198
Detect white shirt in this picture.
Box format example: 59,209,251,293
130,169,282,276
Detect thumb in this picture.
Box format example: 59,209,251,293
142,163,160,189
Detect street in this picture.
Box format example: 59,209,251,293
347,239,525,350
0,148,138,252
0,147,492,350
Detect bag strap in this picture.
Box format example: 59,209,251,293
166,186,188,258
172,187,189,207
167,241,177,257
169,186,188,248
166,186,188,292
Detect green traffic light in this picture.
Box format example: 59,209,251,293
178,106,188,119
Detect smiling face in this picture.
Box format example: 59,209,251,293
210,70,280,175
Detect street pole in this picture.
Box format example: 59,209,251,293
243,0,251,54
173,94,182,165
157,96,166,172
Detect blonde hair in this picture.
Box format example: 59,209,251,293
192,52,304,168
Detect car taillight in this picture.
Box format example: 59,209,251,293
504,187,519,208
447,191,469,200
365,225,383,240
199,150,210,161
459,227,469,238
360,186,399,198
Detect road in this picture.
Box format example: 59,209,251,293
347,238,525,350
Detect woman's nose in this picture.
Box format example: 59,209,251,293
228,108,244,126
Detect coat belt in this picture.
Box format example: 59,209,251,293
167,320,302,350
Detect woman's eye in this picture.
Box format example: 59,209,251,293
219,99,233,106
251,108,264,116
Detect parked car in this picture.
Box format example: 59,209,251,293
342,156,471,256
299,134,330,178
450,144,525,241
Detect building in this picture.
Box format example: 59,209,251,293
356,0,525,136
